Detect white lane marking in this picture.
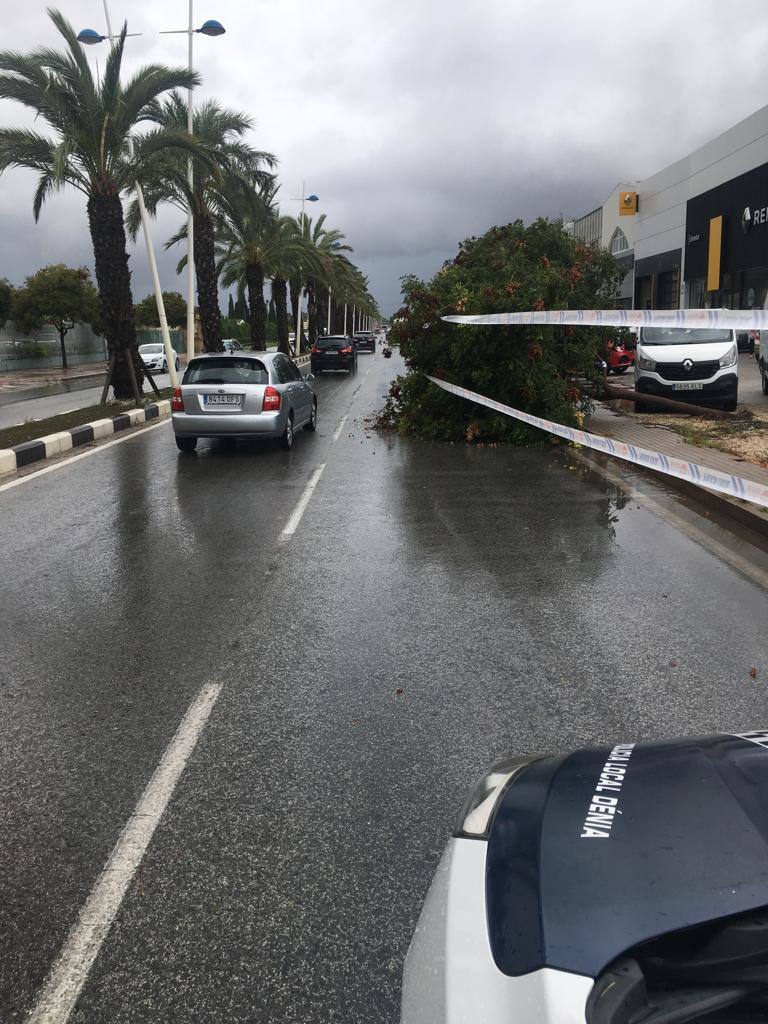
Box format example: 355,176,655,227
27,681,223,1024
574,451,768,592
281,463,326,537
0,419,170,495
332,415,348,443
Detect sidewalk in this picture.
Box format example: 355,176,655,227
586,401,768,533
0,363,107,395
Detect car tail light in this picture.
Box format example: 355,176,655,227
262,385,281,411
311,346,322,354
340,346,352,354
171,387,184,412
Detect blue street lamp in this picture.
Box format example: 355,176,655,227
198,19,225,36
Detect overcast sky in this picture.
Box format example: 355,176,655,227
1,0,768,316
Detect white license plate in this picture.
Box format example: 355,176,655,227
204,394,242,407
673,382,704,391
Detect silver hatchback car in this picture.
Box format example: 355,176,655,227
171,351,317,453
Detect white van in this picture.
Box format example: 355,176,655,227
634,326,738,412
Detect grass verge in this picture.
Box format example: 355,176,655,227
635,411,768,468
0,388,173,449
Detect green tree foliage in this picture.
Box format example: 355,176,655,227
227,293,236,318
11,264,101,369
381,219,623,443
0,278,13,326
0,11,202,398
220,316,249,342
134,291,187,329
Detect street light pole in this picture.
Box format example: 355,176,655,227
186,0,195,364
291,182,319,355
159,13,225,362
343,302,347,336
327,287,332,335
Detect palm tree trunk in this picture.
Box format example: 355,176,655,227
273,278,290,355
246,262,266,350
87,193,143,400
308,283,318,343
194,209,223,352
289,278,300,354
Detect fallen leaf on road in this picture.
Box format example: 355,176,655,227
750,667,758,679
669,660,678,667
395,687,404,696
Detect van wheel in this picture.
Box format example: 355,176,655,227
762,365,768,395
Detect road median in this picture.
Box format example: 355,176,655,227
0,400,171,476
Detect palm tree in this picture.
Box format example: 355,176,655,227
0,10,203,398
292,213,352,348
128,94,276,352
216,184,321,350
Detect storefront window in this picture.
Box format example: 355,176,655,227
740,268,768,310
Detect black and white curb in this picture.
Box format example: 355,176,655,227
0,399,171,478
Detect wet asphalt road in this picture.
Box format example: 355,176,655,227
3,351,768,1022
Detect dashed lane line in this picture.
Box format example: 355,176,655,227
280,463,326,538
332,415,348,443
26,681,224,1024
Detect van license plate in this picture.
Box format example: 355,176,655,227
673,382,704,391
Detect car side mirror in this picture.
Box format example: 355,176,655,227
303,372,315,382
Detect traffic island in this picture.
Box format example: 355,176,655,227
0,400,171,477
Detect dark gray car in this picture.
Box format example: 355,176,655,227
171,351,317,453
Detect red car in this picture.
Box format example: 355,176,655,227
604,336,635,375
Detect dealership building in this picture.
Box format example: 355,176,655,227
569,104,768,313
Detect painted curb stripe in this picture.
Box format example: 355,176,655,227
111,414,132,433
70,425,95,448
12,439,46,468
442,307,768,331
0,404,171,479
426,375,768,511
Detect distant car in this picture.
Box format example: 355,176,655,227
171,351,317,453
604,337,635,375
222,338,244,353
138,343,179,373
354,331,375,353
311,335,358,374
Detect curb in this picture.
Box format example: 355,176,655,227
0,400,171,478
577,447,768,540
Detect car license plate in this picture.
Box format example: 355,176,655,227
673,382,704,391
204,394,242,407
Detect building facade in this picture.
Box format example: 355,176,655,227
574,103,768,312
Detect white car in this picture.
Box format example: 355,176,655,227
138,343,179,374
402,732,768,1023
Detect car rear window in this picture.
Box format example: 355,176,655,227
316,337,347,349
184,358,269,385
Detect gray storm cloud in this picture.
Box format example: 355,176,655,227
1,0,767,314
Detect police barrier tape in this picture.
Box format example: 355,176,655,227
442,307,768,331
426,376,768,511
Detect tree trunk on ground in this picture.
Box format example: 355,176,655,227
58,327,68,370
87,192,143,400
246,262,266,350
274,278,290,355
194,209,223,352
